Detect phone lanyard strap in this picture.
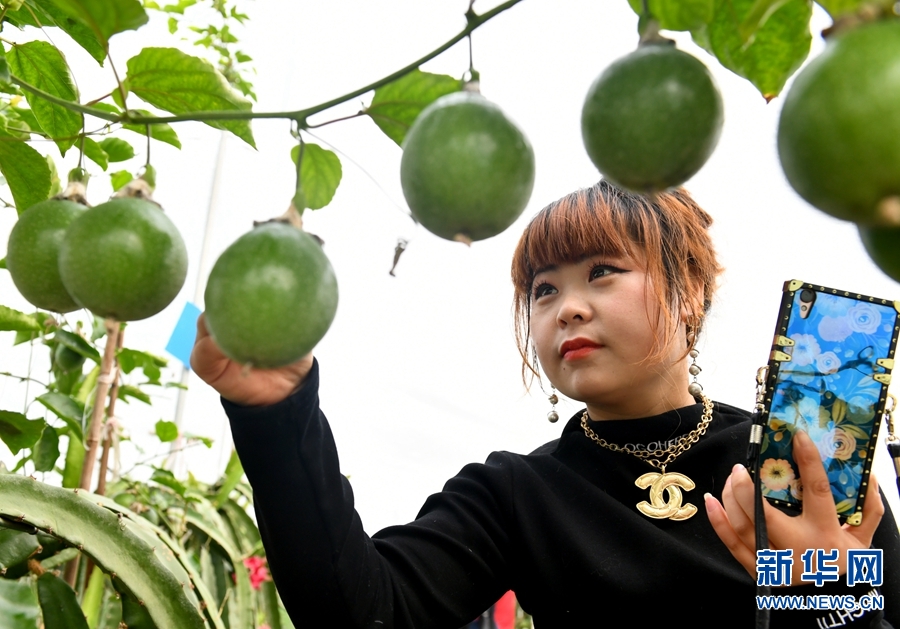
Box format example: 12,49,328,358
748,367,771,629
884,395,900,501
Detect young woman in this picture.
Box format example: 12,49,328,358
191,180,900,628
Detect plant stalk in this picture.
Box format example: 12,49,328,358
8,0,525,128
78,319,121,492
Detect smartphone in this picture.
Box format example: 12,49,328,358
757,280,899,525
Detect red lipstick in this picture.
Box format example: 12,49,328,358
560,338,602,361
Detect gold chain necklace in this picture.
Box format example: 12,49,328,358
580,395,714,521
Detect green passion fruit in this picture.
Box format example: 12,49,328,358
58,197,188,321
6,199,86,313
400,91,535,243
581,42,723,192
778,20,900,225
858,224,900,282
203,222,338,368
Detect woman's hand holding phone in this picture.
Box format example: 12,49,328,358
706,430,885,585
190,313,314,407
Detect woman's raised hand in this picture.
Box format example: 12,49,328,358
190,313,314,407
705,429,885,586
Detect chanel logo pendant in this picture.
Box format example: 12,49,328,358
635,472,697,521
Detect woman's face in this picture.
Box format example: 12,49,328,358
529,253,695,420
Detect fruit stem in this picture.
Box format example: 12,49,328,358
453,233,473,246
95,328,124,497
78,319,121,492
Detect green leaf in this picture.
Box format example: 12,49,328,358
37,570,91,629
154,420,178,442
45,154,62,197
32,425,60,472
7,41,83,154
117,348,165,383
81,567,106,627
702,0,812,99
367,69,461,146
45,0,148,51
110,169,133,191
81,136,109,170
13,330,39,346
185,433,212,448
815,0,864,18
0,258,5,269
0,306,42,332
289,143,342,210
0,411,46,454
0,528,41,572
29,0,107,64
0,132,51,214
737,0,791,42
124,47,254,146
99,137,135,162
8,106,42,135
61,434,84,489
626,0,715,31
213,450,243,507
0,576,40,629
0,43,9,84
118,384,151,405
55,329,102,363
34,392,84,442
150,468,185,496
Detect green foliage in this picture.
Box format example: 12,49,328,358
290,143,343,210
0,412,46,455
81,137,110,171
0,132,51,214
110,170,134,191
37,571,90,629
31,426,60,472
0,45,9,84
3,0,107,65
699,0,812,99
117,348,166,383
99,137,136,163
0,306,44,333
0,577,40,628
49,0,149,53
7,41,82,154
367,69,462,146
154,420,178,443
0,529,41,573
0,474,208,628
124,47,255,146
35,393,84,442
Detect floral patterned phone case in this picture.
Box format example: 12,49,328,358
758,280,899,525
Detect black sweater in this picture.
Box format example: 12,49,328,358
225,360,900,628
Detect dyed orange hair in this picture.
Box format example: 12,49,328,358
511,180,723,382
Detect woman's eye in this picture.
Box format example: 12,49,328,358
590,264,618,280
532,282,556,299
